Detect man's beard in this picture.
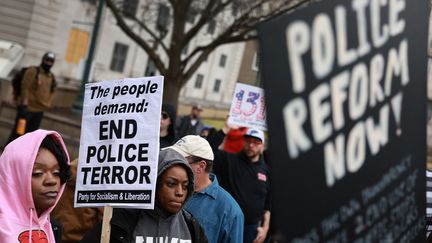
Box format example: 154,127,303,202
244,149,259,160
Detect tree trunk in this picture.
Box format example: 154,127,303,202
162,77,182,108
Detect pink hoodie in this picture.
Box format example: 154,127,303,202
0,130,70,243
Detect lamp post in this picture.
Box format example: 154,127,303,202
72,0,104,113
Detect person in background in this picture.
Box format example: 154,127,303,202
80,149,208,243
7,52,57,144
208,124,271,243
176,104,205,138
160,103,178,148
199,125,212,138
167,135,244,243
51,158,104,243
200,125,217,139
0,129,71,243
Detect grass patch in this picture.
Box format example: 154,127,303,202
202,118,225,129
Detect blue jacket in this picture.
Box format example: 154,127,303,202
185,174,244,243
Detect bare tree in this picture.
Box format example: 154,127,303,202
105,0,309,107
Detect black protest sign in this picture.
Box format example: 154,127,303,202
75,77,164,208
258,0,428,241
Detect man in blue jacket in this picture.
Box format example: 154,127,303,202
168,135,244,243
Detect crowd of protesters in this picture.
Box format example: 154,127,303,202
5,101,432,243
0,51,273,242
0,102,272,243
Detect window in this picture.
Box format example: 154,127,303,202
252,51,261,71
110,42,129,72
219,54,227,67
207,20,216,34
194,74,204,89
157,4,170,31
186,11,195,23
65,28,89,64
123,0,138,18
253,50,262,86
232,2,239,16
213,79,221,92
145,59,157,76
182,43,189,55
253,6,263,16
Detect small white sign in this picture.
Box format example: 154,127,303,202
74,76,164,209
228,83,267,131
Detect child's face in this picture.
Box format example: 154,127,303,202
31,148,61,216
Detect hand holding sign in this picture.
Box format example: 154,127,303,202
222,116,240,134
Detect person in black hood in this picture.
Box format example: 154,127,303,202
40,52,55,73
160,103,178,148
80,149,208,243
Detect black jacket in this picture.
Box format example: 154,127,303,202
80,208,208,243
176,115,205,138
51,219,63,243
207,130,272,224
160,103,178,148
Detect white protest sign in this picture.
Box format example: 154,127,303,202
228,83,267,131
74,76,164,208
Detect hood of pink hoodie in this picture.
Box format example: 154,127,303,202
0,130,70,242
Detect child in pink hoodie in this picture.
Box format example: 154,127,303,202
0,129,71,243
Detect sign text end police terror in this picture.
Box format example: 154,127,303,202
83,119,150,185
76,76,163,207
82,79,159,186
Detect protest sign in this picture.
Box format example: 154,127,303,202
258,0,428,241
74,76,164,208
228,83,267,131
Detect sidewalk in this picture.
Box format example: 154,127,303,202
0,103,82,158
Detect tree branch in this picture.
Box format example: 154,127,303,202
181,47,216,86
133,14,169,53
105,0,312,101
105,0,168,74
185,0,310,61
182,0,232,45
181,28,234,83
181,0,310,85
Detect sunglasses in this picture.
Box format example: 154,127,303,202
161,112,169,120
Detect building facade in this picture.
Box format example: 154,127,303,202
0,0,253,116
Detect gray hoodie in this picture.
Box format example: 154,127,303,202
157,148,194,196
132,149,195,242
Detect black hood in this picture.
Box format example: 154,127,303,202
162,103,177,138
